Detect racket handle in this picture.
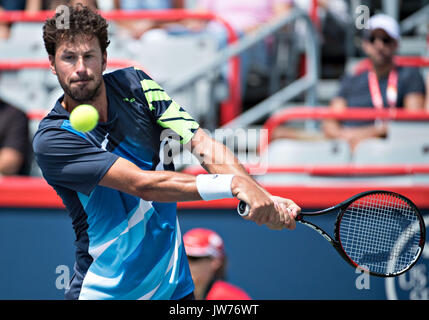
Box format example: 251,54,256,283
237,200,250,216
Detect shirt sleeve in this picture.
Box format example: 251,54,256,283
336,74,353,100
133,68,200,145
33,127,119,196
401,67,426,96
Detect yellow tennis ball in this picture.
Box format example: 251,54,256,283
69,104,99,132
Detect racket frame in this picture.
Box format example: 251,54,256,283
295,202,359,272
238,190,426,277
298,190,425,277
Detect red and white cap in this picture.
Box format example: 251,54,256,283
183,228,225,258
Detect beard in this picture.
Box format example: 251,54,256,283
57,71,103,104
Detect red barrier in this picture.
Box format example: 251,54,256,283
13,106,429,210
183,164,429,177
309,0,320,31
0,58,145,71
1,176,429,209
260,107,429,153
0,9,241,124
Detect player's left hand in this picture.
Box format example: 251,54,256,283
265,196,301,230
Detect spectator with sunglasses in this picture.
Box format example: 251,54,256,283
183,228,251,300
323,14,426,151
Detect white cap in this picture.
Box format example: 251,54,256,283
369,14,400,41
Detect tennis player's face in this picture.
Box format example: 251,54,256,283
50,35,107,103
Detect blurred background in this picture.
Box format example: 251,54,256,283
0,0,428,300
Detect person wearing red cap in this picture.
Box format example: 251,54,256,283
183,228,251,300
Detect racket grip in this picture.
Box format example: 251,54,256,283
237,200,250,216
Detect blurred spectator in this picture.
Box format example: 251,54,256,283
33,0,98,11
294,0,349,28
322,14,426,150
6,0,99,12
0,99,31,175
426,73,429,111
68,0,97,10
294,0,350,78
183,228,251,300
0,0,42,40
185,0,293,97
187,0,293,34
113,0,185,40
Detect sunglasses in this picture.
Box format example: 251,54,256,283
367,34,394,45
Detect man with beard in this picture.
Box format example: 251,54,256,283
323,14,426,151
33,4,300,300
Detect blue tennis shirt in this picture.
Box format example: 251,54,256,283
33,67,199,300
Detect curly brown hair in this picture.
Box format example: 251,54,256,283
43,3,110,57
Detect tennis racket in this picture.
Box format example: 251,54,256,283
237,190,426,277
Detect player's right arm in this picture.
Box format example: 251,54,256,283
99,157,201,202
34,127,295,230
99,156,295,229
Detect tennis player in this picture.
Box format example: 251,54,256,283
33,4,300,300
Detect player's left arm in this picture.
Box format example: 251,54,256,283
190,128,300,228
190,128,248,177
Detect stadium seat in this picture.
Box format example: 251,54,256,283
115,33,221,125
387,121,429,143
0,23,46,59
0,77,48,112
263,139,352,165
352,138,429,164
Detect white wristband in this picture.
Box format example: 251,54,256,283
196,174,235,201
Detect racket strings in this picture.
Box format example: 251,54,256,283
338,193,422,275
